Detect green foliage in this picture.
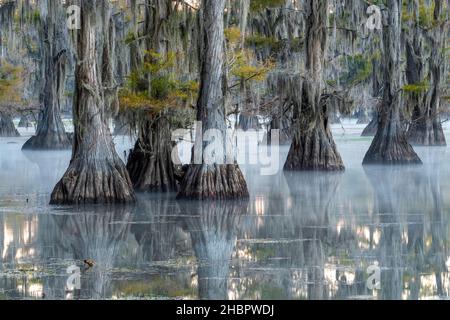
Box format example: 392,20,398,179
119,50,198,112
230,49,274,82
245,34,281,51
339,54,373,86
403,82,429,93
0,60,23,105
249,0,285,12
225,27,242,44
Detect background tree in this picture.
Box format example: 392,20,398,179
363,0,422,164
22,0,71,150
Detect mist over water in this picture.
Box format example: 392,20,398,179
0,122,449,300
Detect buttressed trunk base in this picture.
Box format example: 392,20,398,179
127,114,179,192
408,113,446,146
50,0,135,204
177,164,249,200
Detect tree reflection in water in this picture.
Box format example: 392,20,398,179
52,205,132,299
178,200,248,300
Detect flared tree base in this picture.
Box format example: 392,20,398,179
284,126,345,171
22,132,72,150
361,117,378,137
50,157,136,205
177,164,249,200
407,118,446,146
126,148,179,192
0,120,20,137
363,132,422,165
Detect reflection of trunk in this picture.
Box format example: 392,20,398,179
285,172,343,299
428,171,447,296
22,0,70,150
53,206,132,299
284,0,344,171
51,1,135,204
131,196,181,261
0,112,19,137
407,1,446,146
179,200,247,300
177,0,249,199
364,167,404,299
363,1,421,164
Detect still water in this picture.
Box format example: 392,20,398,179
0,123,449,300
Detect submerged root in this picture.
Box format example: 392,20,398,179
50,157,136,205
177,164,249,200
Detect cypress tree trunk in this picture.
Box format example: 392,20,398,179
361,112,379,136
51,0,135,205
126,0,180,193
363,0,422,164
284,0,344,171
22,0,71,150
18,115,31,128
0,112,19,137
362,57,382,137
177,0,249,200
127,111,179,192
407,0,446,146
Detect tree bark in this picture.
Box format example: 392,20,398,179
361,112,379,136
22,0,71,150
51,0,135,205
127,111,180,192
284,0,344,171
18,115,31,128
363,0,422,164
177,0,249,200
407,0,446,146
0,112,19,137
126,0,180,193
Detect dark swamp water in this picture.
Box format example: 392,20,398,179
0,123,449,300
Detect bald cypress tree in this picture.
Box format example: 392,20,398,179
284,0,344,171
363,0,422,164
51,0,135,204
177,0,249,200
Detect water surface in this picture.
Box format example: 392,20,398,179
0,123,449,300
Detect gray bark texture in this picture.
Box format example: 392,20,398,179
22,0,71,150
407,0,447,146
177,0,249,200
284,0,344,171
51,0,135,205
0,112,19,137
363,0,422,164
126,0,180,193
